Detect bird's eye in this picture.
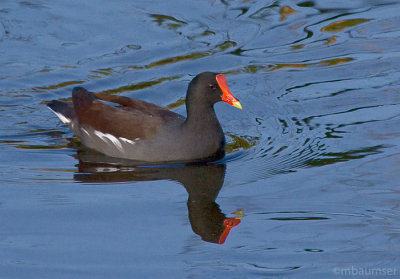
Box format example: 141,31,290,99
208,83,217,90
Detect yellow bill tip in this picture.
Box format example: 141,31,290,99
232,101,243,110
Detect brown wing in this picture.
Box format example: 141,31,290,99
95,92,184,122
72,87,184,140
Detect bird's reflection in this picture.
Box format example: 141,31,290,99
73,150,242,244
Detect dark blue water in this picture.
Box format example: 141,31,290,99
1,0,400,278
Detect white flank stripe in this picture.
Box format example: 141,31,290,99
93,130,106,140
104,133,123,150
94,130,123,151
80,128,90,137
119,137,136,145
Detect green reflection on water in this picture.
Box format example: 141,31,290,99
321,18,371,32
306,145,384,166
99,75,181,94
225,133,258,153
33,80,85,91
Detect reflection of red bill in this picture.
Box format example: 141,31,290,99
218,217,241,244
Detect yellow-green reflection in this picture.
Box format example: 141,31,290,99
270,57,354,71
144,52,209,68
166,97,186,109
321,18,371,32
225,134,258,153
33,80,85,91
98,75,181,94
280,5,298,21
150,14,187,29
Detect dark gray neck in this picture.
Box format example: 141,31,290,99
181,100,226,161
184,101,220,129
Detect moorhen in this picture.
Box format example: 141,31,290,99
47,72,242,162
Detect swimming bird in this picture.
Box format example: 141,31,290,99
47,72,242,162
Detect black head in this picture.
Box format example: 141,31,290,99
186,72,242,109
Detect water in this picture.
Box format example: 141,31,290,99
1,0,400,278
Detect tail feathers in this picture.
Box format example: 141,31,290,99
48,87,94,125
47,100,75,125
